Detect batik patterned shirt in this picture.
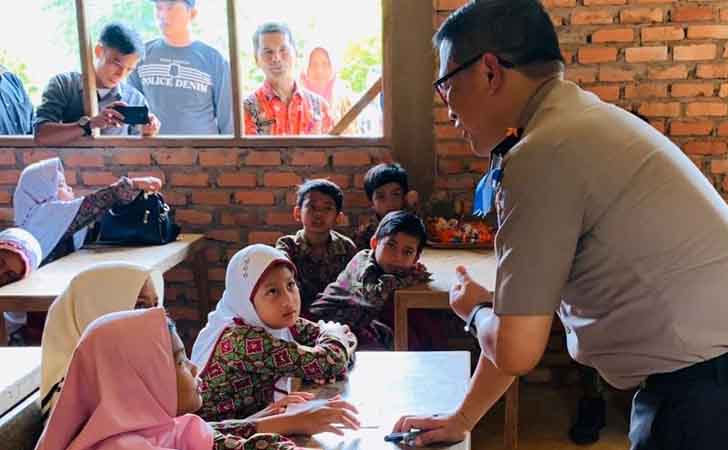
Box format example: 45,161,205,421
243,81,333,135
276,229,357,318
211,421,298,450
198,317,355,422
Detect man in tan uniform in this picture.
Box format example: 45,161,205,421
393,1,728,449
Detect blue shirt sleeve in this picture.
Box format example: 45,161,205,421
214,55,233,135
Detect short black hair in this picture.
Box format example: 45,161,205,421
434,0,564,78
99,22,145,57
296,179,344,212
364,163,409,201
253,22,296,55
374,211,427,253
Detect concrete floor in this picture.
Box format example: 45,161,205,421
471,383,632,450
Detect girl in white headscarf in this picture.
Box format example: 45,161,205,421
191,244,359,432
13,157,162,265
0,227,42,337
40,262,164,421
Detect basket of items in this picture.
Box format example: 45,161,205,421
424,199,497,249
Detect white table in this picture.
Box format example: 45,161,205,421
0,347,40,417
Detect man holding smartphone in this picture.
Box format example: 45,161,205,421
34,23,161,145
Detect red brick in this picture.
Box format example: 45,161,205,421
245,151,281,166
0,152,15,165
165,267,194,283
721,8,728,22
82,171,118,186
436,125,464,139
63,152,104,168
542,0,576,6
620,8,663,24
561,49,574,63
468,160,490,173
720,84,728,98
714,160,728,174
686,102,728,117
688,26,728,40
199,150,240,167
286,191,297,206
0,208,13,223
0,170,20,185
586,85,621,101
437,141,473,157
217,172,256,187
549,12,563,27
434,107,451,123
353,174,365,189
191,191,230,205
163,191,187,206
625,46,668,63
208,268,225,282
671,83,714,98
176,209,213,225
0,191,10,204
684,141,727,156
333,151,372,167
345,191,371,208
571,10,614,25
127,170,166,183
22,150,57,164
718,122,728,136
638,102,681,117
721,177,728,192
265,211,296,226
153,149,197,165
672,6,714,22
263,172,302,188
439,159,466,175
435,176,475,190
565,67,598,83
584,0,625,4
578,47,618,64
641,26,684,42
170,173,209,187
64,171,78,186
599,67,639,82
670,121,713,136
206,229,241,243
674,44,717,62
220,211,257,226
234,191,275,205
648,65,688,80
111,150,151,165
290,151,327,166
310,173,351,189
625,83,668,99
248,231,283,245
696,64,728,79
591,28,634,43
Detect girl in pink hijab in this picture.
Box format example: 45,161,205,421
35,307,299,450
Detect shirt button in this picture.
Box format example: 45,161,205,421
565,326,572,334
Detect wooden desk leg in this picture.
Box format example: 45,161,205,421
393,292,409,351
193,249,211,328
504,378,519,449
0,312,7,346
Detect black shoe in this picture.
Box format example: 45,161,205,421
569,397,606,445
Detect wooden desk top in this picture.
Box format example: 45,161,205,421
0,234,205,308
293,351,471,450
404,247,496,295
0,347,40,417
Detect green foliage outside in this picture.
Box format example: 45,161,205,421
0,50,39,98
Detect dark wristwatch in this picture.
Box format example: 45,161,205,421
78,116,92,136
463,302,492,336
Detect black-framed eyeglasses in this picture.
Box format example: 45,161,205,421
434,53,515,105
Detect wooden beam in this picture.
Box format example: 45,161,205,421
329,77,382,136
382,0,393,140
226,0,243,138
75,0,99,137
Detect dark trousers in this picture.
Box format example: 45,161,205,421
629,352,728,450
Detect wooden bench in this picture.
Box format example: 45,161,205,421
293,351,472,450
0,234,209,345
0,347,42,450
395,248,519,449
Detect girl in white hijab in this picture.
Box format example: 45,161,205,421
39,262,164,421
13,157,162,265
191,244,358,431
0,227,42,338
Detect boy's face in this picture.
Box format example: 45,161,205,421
371,182,405,218
294,190,341,236
134,278,160,309
56,173,74,201
0,249,25,286
371,232,420,275
252,265,301,329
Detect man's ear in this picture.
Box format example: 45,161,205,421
482,53,504,93
335,211,344,225
293,206,302,222
370,237,377,249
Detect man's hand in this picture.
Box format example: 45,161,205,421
130,176,163,192
141,112,161,136
89,101,126,130
392,412,470,447
449,265,493,321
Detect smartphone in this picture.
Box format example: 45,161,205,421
384,430,421,443
112,105,150,125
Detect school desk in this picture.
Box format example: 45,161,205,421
0,234,209,345
394,248,519,449
0,347,40,418
292,351,471,450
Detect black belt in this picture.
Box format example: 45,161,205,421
644,352,728,389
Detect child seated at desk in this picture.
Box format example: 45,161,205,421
353,162,419,250
0,227,42,341
40,262,164,420
191,244,359,431
13,157,162,265
275,179,356,319
36,307,300,450
311,211,444,350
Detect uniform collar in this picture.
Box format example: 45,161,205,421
261,79,303,102
293,229,349,256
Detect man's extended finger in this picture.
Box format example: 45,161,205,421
401,416,444,434
327,399,359,414
455,265,471,283
416,427,461,447
322,425,344,436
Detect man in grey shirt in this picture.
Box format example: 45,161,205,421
34,23,160,145
393,1,728,449
128,0,233,135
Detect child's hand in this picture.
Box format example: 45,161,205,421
250,392,315,418
130,176,163,192
284,398,361,436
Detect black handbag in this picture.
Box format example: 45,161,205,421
94,192,181,245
